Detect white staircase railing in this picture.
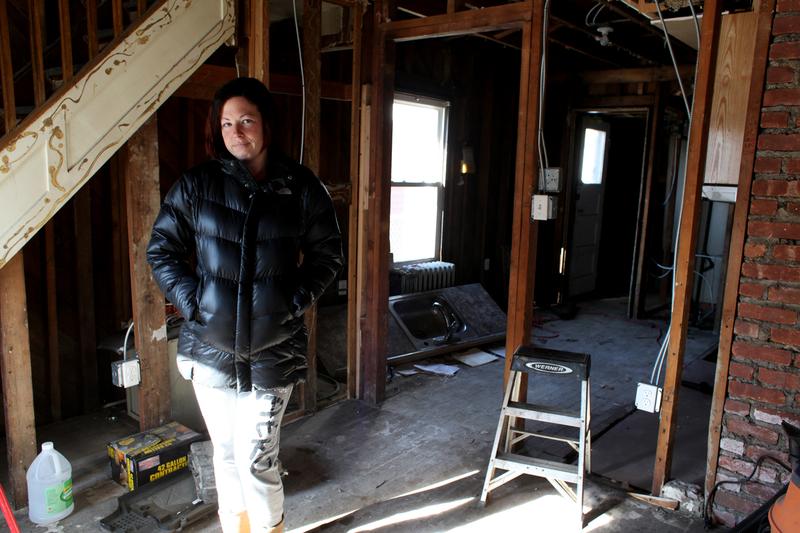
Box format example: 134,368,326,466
0,0,235,268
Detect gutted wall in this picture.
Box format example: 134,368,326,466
713,2,800,525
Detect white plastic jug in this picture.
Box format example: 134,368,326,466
26,442,74,525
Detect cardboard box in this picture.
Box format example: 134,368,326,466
108,421,203,491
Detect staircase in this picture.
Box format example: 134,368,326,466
0,0,235,268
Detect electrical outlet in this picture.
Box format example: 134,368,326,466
111,359,141,388
531,195,557,221
635,382,662,413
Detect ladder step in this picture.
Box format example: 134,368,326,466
509,428,579,446
505,401,584,427
493,453,580,484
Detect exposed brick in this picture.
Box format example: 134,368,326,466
728,381,787,405
750,199,779,216
737,302,797,325
774,14,800,33
730,361,755,380
712,509,737,529
720,437,745,455
778,0,800,12
741,262,800,283
785,158,800,174
739,281,766,297
719,454,755,477
764,88,800,106
745,444,790,464
725,398,751,416
752,179,789,196
732,340,793,364
734,319,760,338
744,481,781,500
727,417,781,444
761,110,790,128
758,367,800,390
771,41,800,60
787,201,800,215
748,221,800,240
754,157,782,173
768,286,800,304
772,326,800,346
774,244,800,261
768,66,795,84
758,133,800,150
715,489,761,515
752,407,800,427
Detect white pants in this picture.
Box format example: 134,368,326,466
193,382,293,530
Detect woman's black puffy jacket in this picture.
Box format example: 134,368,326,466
147,151,343,391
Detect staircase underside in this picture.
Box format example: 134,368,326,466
0,0,235,268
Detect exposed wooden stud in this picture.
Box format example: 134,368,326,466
361,1,393,403
74,189,98,412
249,0,269,85
652,0,723,496
447,0,465,14
0,0,14,136
346,2,364,399
137,0,147,17
58,0,73,81
28,0,45,106
705,0,774,500
579,66,695,85
45,227,61,421
0,254,37,508
123,117,170,430
382,2,530,41
302,0,322,412
504,1,545,395
630,86,661,319
112,0,124,37
86,0,98,59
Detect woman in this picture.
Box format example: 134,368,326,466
147,77,343,532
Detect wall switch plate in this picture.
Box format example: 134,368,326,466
635,382,662,413
111,359,141,388
532,195,557,221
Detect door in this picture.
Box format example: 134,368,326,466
568,117,611,296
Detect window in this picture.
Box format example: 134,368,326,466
580,127,607,185
390,94,449,264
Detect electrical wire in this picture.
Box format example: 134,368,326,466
292,0,306,164
584,2,604,27
538,0,551,178
653,0,691,118
122,321,135,361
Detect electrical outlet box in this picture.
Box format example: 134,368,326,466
541,167,561,193
635,382,662,413
532,195,557,221
111,359,141,388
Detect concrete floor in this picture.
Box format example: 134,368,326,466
3,298,720,532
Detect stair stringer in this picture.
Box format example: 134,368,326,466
0,0,235,268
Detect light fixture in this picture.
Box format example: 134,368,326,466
596,26,613,47
460,145,476,175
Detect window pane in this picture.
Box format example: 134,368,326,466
391,100,447,184
390,186,439,263
580,128,606,185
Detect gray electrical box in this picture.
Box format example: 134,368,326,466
539,167,561,193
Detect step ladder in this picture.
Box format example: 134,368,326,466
480,345,591,527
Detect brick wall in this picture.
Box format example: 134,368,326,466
713,1,800,526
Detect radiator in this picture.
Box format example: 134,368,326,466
392,261,456,294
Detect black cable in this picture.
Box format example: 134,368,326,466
704,454,792,529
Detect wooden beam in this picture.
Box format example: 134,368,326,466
580,66,695,85
346,2,364,400
0,254,37,508
28,0,45,107
58,0,73,81
652,0,723,496
705,0,774,500
361,1,394,403
631,87,662,319
175,65,353,101
112,0,123,37
249,0,269,85
503,2,544,389
382,1,530,41
447,0,465,14
123,117,170,430
302,0,322,413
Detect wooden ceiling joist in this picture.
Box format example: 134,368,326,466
580,65,695,84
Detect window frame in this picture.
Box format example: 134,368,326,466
390,92,450,265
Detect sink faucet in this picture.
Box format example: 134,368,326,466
432,300,460,343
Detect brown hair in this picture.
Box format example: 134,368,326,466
205,77,275,159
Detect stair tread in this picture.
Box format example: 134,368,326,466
505,401,583,426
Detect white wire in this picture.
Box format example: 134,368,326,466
538,0,551,177
292,0,306,164
585,2,603,27
122,321,134,361
653,0,691,118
